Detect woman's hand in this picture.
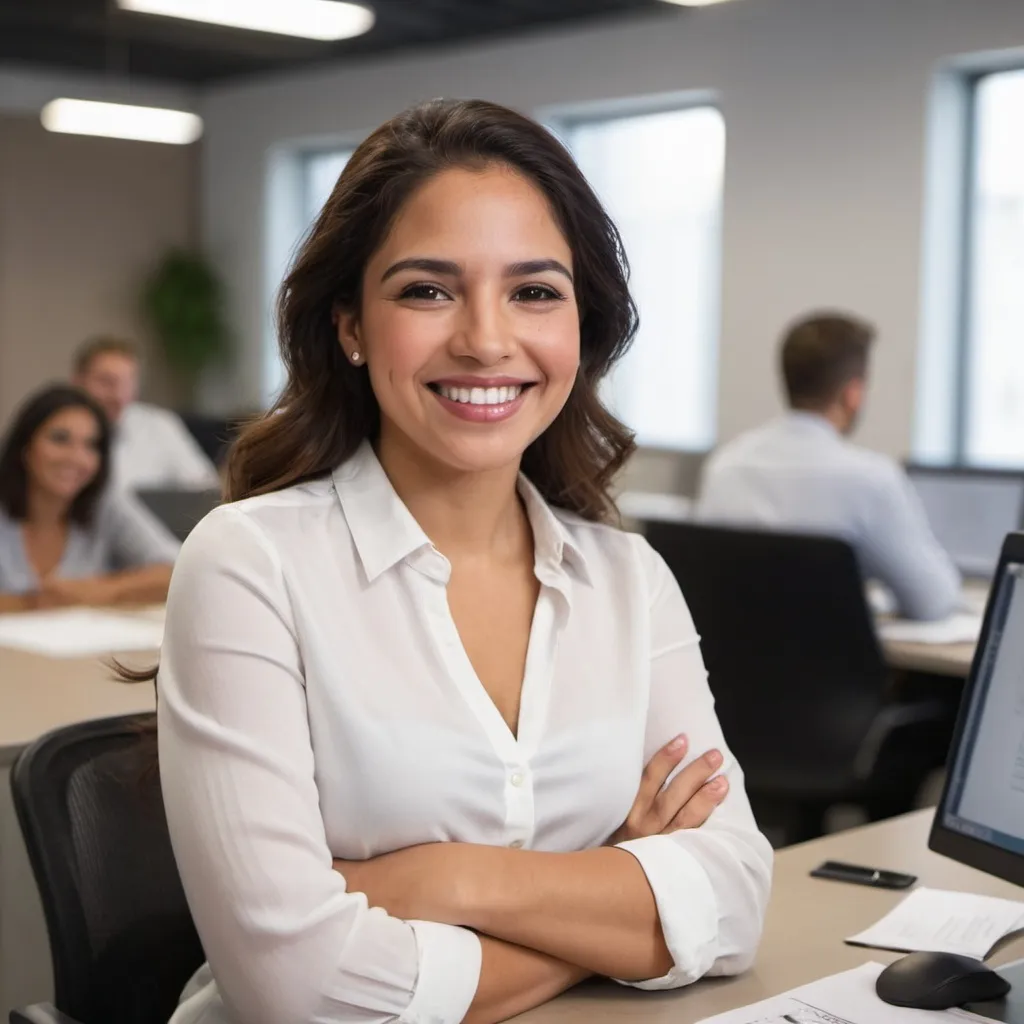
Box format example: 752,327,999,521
608,734,728,844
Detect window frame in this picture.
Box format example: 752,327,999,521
951,65,1024,466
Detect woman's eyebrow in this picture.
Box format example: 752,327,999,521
380,258,462,282
505,259,573,283
380,257,574,284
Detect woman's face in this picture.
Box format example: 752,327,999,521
338,164,580,477
23,406,102,506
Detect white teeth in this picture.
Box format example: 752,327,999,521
437,384,524,405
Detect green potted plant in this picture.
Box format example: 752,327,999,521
141,248,230,407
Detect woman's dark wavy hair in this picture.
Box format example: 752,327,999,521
0,384,111,526
227,97,638,521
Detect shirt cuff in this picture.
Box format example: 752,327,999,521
400,919,482,1024
614,834,719,990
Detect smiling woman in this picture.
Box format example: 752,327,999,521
0,384,180,611
156,99,772,1024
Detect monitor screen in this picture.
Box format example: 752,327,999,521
939,559,1024,859
909,471,1024,578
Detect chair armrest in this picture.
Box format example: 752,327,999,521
853,699,949,780
10,1002,85,1024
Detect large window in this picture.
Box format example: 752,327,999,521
302,148,353,225
552,103,725,451
960,69,1024,466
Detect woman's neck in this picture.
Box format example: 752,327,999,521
24,486,70,529
375,438,530,563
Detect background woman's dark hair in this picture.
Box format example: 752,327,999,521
228,97,639,522
0,384,111,526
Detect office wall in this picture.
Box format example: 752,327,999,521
198,0,1024,463
0,112,199,423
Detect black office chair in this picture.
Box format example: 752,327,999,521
178,413,242,467
645,522,952,845
9,715,204,1024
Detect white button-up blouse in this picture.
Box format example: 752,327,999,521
159,441,772,1024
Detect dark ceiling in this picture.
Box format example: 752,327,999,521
0,0,674,85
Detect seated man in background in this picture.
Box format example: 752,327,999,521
72,335,220,491
696,312,960,621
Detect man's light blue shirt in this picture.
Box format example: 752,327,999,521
696,412,961,621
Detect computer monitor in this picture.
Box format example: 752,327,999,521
930,530,1024,1020
907,466,1024,579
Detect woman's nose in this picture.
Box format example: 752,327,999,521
450,294,517,365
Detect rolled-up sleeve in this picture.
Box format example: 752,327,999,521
158,507,482,1024
614,538,774,990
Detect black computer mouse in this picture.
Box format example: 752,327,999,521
876,951,1012,1010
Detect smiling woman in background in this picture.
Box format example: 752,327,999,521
0,384,180,612
158,98,772,1024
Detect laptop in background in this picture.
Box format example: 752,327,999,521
907,466,1024,580
136,488,222,543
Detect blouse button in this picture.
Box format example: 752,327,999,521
509,839,524,849
509,771,525,788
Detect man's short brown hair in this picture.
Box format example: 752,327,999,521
73,335,141,376
780,313,876,410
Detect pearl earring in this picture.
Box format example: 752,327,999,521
351,351,360,363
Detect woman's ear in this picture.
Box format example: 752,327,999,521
332,306,363,366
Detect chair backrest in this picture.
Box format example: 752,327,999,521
178,413,240,467
644,522,889,784
135,488,221,542
10,714,204,1024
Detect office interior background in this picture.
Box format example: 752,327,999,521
1,0,1022,484
4,0,1024,1020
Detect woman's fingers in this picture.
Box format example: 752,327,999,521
663,774,730,832
651,748,723,828
633,733,689,811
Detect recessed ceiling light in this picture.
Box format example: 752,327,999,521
659,0,743,6
40,99,203,145
117,0,375,41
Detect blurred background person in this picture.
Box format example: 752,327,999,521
0,384,180,612
696,312,960,622
72,335,219,491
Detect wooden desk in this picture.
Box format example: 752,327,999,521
0,646,156,763
0,640,157,1015
882,638,976,677
515,810,1024,1022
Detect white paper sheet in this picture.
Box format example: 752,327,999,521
695,961,987,1023
0,608,164,657
878,613,982,646
846,887,1024,959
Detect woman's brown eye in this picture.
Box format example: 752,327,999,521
515,285,562,302
400,284,449,301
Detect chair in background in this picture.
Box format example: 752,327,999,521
9,715,203,1024
645,521,953,845
179,413,242,468
135,488,221,542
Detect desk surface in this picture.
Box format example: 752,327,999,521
882,638,976,677
516,809,1024,1023
0,645,155,762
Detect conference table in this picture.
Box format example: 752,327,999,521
0,621,1012,1021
